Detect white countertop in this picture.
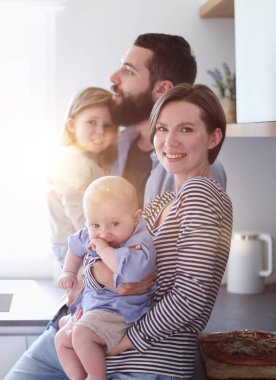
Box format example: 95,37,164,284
0,279,65,334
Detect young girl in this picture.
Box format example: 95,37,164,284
47,87,118,267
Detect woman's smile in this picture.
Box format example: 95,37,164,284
163,151,187,161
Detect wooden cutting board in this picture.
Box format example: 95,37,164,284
198,331,276,379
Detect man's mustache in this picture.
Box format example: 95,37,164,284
111,84,123,98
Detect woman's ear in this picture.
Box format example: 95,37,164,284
66,117,75,133
152,80,174,101
209,128,223,149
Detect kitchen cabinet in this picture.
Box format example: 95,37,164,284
235,0,276,124
200,0,276,137
200,0,234,18
0,280,63,377
0,336,26,378
0,334,39,378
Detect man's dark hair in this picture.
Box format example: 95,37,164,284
134,33,197,86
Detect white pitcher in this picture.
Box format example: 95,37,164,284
227,232,273,294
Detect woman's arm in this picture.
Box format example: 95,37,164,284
107,334,134,356
91,260,155,295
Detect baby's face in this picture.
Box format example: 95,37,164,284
85,200,141,247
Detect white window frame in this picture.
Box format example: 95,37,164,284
0,1,62,279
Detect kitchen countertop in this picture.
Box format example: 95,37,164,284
0,279,65,334
1,280,275,375
193,283,276,379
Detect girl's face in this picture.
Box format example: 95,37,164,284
153,100,221,189
68,106,116,154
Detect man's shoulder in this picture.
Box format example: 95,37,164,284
210,159,227,191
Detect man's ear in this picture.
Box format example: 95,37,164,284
152,80,174,101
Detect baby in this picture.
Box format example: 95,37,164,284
55,176,156,380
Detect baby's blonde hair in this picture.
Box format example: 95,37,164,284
83,176,139,213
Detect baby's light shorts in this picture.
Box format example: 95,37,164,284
75,309,131,352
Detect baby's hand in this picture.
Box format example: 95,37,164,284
58,271,78,291
90,238,109,254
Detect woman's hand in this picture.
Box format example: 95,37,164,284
117,271,156,295
107,334,134,356
92,261,156,295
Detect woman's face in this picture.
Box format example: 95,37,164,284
68,106,117,154
153,100,220,186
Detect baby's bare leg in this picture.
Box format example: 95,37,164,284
72,324,107,380
55,320,87,380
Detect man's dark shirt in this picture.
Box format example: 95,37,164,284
123,137,153,208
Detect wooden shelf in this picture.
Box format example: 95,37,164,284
200,0,234,18
226,122,276,137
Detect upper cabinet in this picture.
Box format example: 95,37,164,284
234,0,276,125
200,0,234,18
200,0,276,137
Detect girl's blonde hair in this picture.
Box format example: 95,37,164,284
62,87,118,171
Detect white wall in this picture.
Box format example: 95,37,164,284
53,0,276,283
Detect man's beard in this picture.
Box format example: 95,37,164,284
111,84,155,126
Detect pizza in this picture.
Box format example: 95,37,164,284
199,330,276,366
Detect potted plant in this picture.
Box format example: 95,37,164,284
207,63,236,123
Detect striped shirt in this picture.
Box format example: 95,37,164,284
99,177,232,378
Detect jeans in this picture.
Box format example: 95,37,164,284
4,325,181,380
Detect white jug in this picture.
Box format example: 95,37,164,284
227,232,273,294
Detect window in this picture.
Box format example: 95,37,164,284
0,1,61,278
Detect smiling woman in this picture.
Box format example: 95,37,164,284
0,3,59,278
